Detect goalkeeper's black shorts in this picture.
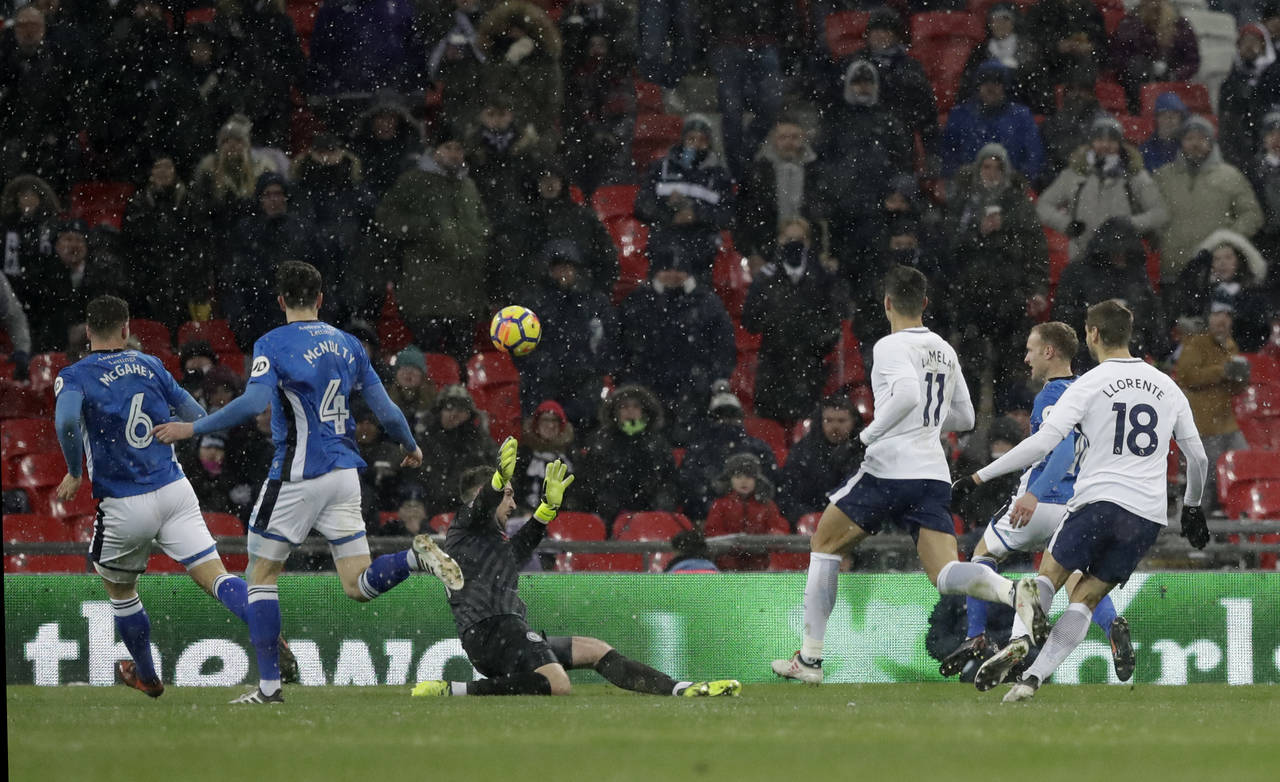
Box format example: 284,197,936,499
461,614,573,678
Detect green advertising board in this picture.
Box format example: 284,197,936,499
5,573,1278,686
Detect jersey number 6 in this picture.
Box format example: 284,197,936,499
125,392,155,449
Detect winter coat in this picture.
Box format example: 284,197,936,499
704,491,790,571
1037,96,1100,179
942,98,1044,179
1037,143,1169,261
1025,0,1108,78
308,0,416,94
1153,150,1263,281
1248,151,1280,291
476,1,564,135
945,147,1047,288
28,251,126,351
144,58,244,174
224,209,328,348
634,144,736,283
386,381,437,438
0,175,59,313
463,120,554,232
375,158,490,321
350,97,422,197
518,279,617,426
777,426,862,524
959,33,1050,115
514,418,577,513
419,401,498,516
1109,12,1200,98
580,385,679,528
680,421,778,521
735,142,820,259
121,182,209,328
559,0,635,68
741,254,841,423
1176,333,1249,438
1174,229,1271,352
210,6,305,148
1140,135,1180,173
0,30,75,147
858,45,939,156
1219,62,1273,169
502,194,618,299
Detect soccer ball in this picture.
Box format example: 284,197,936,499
489,305,542,357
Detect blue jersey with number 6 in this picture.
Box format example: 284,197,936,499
55,349,186,498
249,321,378,481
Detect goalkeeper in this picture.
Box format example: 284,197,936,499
412,437,741,698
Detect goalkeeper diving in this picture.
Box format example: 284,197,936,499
411,437,741,697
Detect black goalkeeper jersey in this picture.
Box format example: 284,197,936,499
443,485,548,635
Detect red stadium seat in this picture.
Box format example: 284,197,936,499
592,184,640,222
672,447,686,467
547,511,629,572
823,320,865,395
734,321,762,357
1139,82,1212,117
2,418,57,459
1217,450,1280,508
43,479,97,519
3,513,86,573
967,0,1034,19
744,416,788,466
69,181,135,230
28,352,69,393
0,380,50,419
613,511,693,572
185,8,216,25
287,1,319,56
925,45,973,112
1224,480,1280,569
128,319,172,354
796,512,821,536
712,237,752,321
429,513,454,533
824,11,869,59
790,418,811,444
1099,2,1125,37
1244,351,1280,387
376,286,414,358
1045,227,1070,289
1239,418,1280,452
468,350,519,388
632,114,683,168
423,353,462,387
852,384,875,423
607,217,650,304
1121,114,1154,146
1234,384,1280,421
635,79,664,113
203,512,244,537
468,351,520,441
178,319,239,353
730,351,757,413
911,11,983,47
14,452,66,490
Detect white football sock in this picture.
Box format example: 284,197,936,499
1010,611,1029,641
937,561,1015,606
800,552,840,661
1025,602,1092,682
1036,575,1055,614
450,682,468,696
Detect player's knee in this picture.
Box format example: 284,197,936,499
575,637,613,665
543,667,572,695
341,580,370,602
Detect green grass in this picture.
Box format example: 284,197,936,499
7,683,1278,782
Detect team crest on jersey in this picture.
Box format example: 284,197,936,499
53,376,63,395
251,356,271,378
526,631,543,643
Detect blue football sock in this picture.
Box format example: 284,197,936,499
112,596,158,683
247,585,281,694
965,558,999,638
1092,595,1117,636
357,551,413,600
213,573,249,624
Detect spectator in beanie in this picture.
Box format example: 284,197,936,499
353,399,409,513
704,453,790,571
1141,91,1189,172
1220,24,1278,168
189,115,274,247
942,60,1044,180
679,382,778,521
580,384,679,531
463,92,555,235
778,395,862,525
855,8,939,164
376,482,431,536
1110,0,1200,112
387,345,438,437
181,434,240,515
514,400,577,513
419,384,497,516
177,339,218,404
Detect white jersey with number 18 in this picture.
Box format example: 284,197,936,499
1034,358,1199,525
860,327,974,483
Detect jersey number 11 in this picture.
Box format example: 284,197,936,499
923,372,946,426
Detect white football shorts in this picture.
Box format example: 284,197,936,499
90,477,220,583
247,468,368,562
981,497,1069,560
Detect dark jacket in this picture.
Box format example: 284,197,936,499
942,95,1044,179
420,396,498,517
463,119,554,233
475,1,564,135
735,142,820,259
680,420,778,520
518,275,617,427
1025,0,1107,79
308,0,417,93
0,175,59,315
634,144,736,282
121,182,208,329
778,425,863,524
1219,59,1275,170
29,249,125,351
144,44,244,173
210,5,305,148
350,96,422,197
225,202,328,348
580,385,679,529
857,44,939,156
502,193,619,299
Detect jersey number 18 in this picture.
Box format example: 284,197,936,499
1111,402,1159,456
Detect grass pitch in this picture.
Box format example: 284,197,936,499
7,683,1277,782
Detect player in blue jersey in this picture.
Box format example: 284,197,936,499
941,323,1132,686
54,295,295,698
154,261,463,704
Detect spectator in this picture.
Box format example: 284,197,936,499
959,3,1050,115
816,60,912,283
1110,0,1200,112
777,394,862,525
948,143,1050,391
386,345,438,437
616,246,735,439
1054,217,1167,359
224,172,328,348
0,273,31,381
1,174,59,314
344,318,390,382
741,217,841,426
224,404,274,509
309,0,417,94
1154,115,1263,286
951,415,1026,530
635,0,696,89
201,365,244,412
1219,24,1276,169
177,340,219,405
699,0,785,177
1249,110,1280,288
664,530,719,572
419,384,498,516
942,61,1044,180
1025,0,1108,90
181,434,240,515
1141,91,1189,172
189,116,274,246
679,382,778,521
375,128,490,365
209,0,304,150
736,118,820,264
143,23,241,175
122,153,208,330
353,400,408,513
30,220,124,351
463,93,554,236
514,400,577,513
857,219,948,346
0,5,75,189
518,240,617,428
1176,310,1251,514
423,0,490,130
1175,231,1272,352
857,8,939,166
476,1,564,137
634,113,736,285
1037,115,1169,262
376,482,431,536
704,453,789,571
1040,70,1103,180
349,91,422,198
580,384,679,530
559,0,637,194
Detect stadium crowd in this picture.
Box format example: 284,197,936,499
2,0,1279,571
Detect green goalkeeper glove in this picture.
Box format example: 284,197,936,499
491,436,518,491
534,459,575,523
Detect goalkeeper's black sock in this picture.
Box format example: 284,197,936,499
593,650,681,695
465,671,552,696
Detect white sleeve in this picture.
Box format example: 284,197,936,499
1173,391,1208,507
943,364,975,433
975,380,1086,482
859,348,919,446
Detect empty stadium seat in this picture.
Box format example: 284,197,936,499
2,418,57,459
1235,384,1280,422
824,10,869,59
592,184,640,222
3,513,86,573
1224,480,1280,569
0,381,50,419
911,11,983,45
429,513,454,533
27,352,69,393
547,511,627,572
202,512,247,571
423,353,462,387
823,320,865,395
1244,351,1280,387
1122,114,1154,145
467,352,520,441
1239,418,1280,452
184,8,216,25
43,479,97,519
178,319,239,353
744,416,788,466
1097,0,1126,36
1217,450,1280,508
287,0,319,56
376,286,414,358
69,181,135,230
1139,82,1212,116
1056,81,1127,115
632,114,683,168
467,350,519,388
128,319,172,354
613,511,693,572
14,452,66,490
635,79,663,113
606,217,649,304
730,351,757,413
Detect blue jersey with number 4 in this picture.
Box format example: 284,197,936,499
55,349,186,498
1025,376,1078,505
250,321,378,481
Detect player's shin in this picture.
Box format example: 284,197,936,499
1092,594,1117,635
593,649,683,695
800,553,840,663
462,672,553,696
965,558,999,637
212,573,249,623
937,561,1015,607
247,585,282,695
356,551,414,600
1023,602,1092,683
112,596,159,684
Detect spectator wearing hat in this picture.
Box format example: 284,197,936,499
1175,230,1272,352
419,384,498,516
375,127,490,366
224,171,328,349
634,113,735,286
376,481,431,536
464,92,556,235
1038,115,1168,262
1141,91,1189,172
1220,24,1278,169
201,365,245,413
854,8,939,165
959,3,1050,115
518,239,617,428
387,346,438,437
351,398,409,513
778,395,862,525
664,530,719,573
1025,0,1108,90
742,217,841,427
177,339,219,403
1154,115,1263,285
308,0,416,94
1110,0,1200,112
189,115,275,246
704,452,790,571
514,400,578,513
851,217,948,353
29,220,124,351
1,174,60,317
181,434,242,515
350,92,423,198
1040,70,1103,181
475,0,564,138
1248,110,1280,288
580,384,679,530
422,0,490,129
941,61,1044,180
617,244,735,441
735,118,820,266
679,381,778,521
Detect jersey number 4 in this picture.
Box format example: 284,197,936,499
1111,402,1159,456
922,372,946,426
319,379,349,435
